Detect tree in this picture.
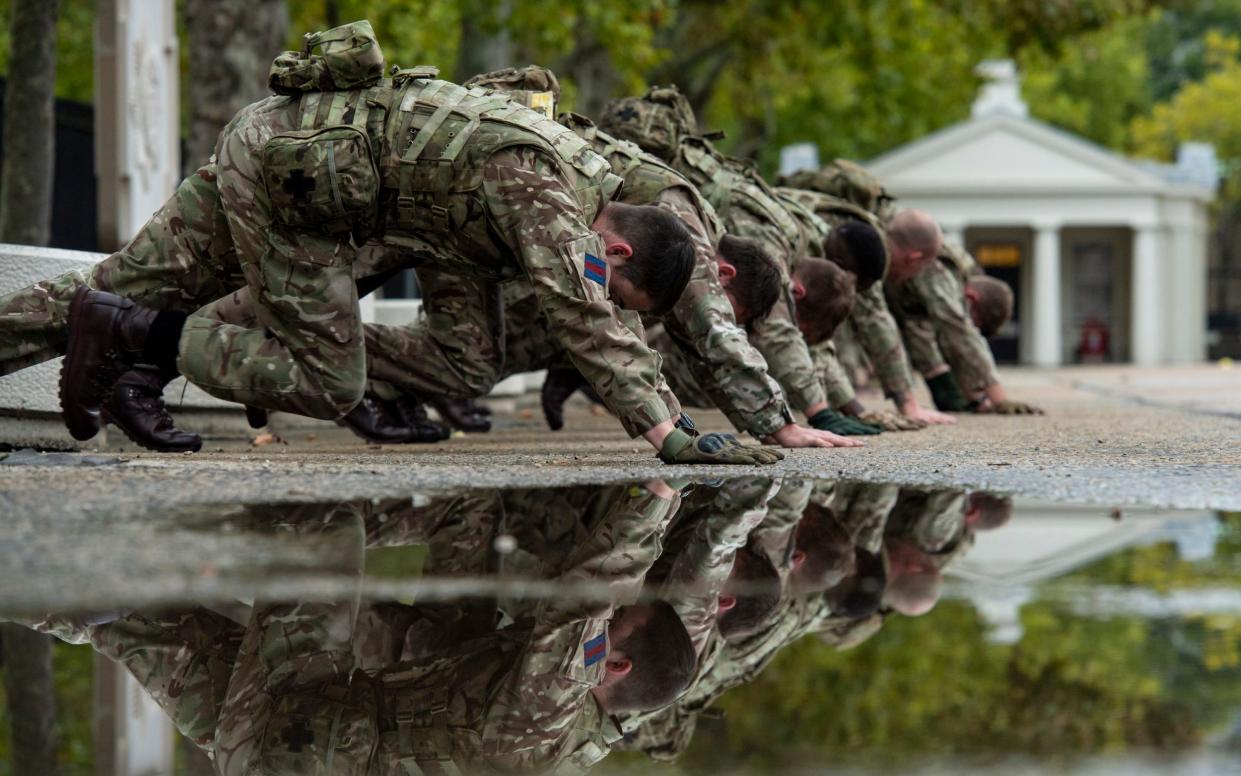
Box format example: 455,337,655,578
182,0,288,171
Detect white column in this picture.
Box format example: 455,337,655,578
94,2,179,774
1131,225,1163,366
941,224,965,251
1169,220,1208,363
1028,224,1062,367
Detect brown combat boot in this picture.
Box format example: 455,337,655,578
101,366,203,453
428,397,492,433
61,288,158,441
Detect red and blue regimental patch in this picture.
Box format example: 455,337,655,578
584,253,607,287
583,633,607,668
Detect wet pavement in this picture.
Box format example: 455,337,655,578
0,364,1239,772
1,477,1238,773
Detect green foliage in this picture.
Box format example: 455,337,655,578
0,0,95,103
0,641,95,776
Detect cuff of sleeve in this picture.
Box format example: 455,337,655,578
826,381,856,410
787,384,829,415
740,403,793,438
618,396,675,438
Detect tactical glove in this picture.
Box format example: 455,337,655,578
926,372,969,412
857,409,926,432
808,408,881,436
988,399,1044,415
658,428,784,465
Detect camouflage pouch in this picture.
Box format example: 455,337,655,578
270,20,385,95
463,65,561,118
257,681,379,775
263,125,378,238
780,159,892,216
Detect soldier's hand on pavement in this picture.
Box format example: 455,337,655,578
903,405,957,425
986,399,1045,415
857,409,926,432
769,423,864,448
808,408,881,436
659,428,785,465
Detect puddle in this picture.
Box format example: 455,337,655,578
1,478,1236,773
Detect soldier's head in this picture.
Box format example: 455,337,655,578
823,547,887,619
824,221,888,291
592,601,696,713
790,257,856,345
965,275,1015,338
790,501,855,594
717,546,782,642
884,209,943,284
592,202,696,314
463,65,560,118
598,85,699,163
881,538,943,617
716,234,783,325
965,491,1013,531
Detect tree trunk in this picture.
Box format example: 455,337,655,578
556,20,617,119
455,0,513,82
0,624,62,776
0,0,60,246
183,0,289,170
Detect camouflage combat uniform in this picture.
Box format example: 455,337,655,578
778,187,918,409
886,242,1000,395
363,114,795,437
654,137,829,416
2,23,677,438
886,486,975,568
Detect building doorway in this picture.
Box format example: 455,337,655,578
966,227,1029,364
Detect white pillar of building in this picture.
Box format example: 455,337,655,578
941,224,965,251
1028,223,1062,366
1168,220,1208,363
1131,225,1163,366
93,2,180,774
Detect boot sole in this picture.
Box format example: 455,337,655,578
60,288,103,441
101,406,202,453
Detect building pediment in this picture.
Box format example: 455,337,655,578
868,114,1167,194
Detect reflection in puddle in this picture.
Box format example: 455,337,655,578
1,480,1235,773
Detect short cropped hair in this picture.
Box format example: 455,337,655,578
967,491,1013,531
606,202,696,315
886,209,942,259
718,547,781,641
719,234,782,323
793,257,856,345
825,221,888,290
606,602,697,712
968,275,1014,338
824,548,886,619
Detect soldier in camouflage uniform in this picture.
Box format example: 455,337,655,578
599,87,884,439
16,480,697,772
887,241,1042,415
351,68,856,450
777,187,927,433
5,23,781,466
777,161,956,431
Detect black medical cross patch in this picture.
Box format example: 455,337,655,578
282,170,317,203
616,105,640,122
281,719,316,752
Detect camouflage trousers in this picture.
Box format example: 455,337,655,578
0,164,240,377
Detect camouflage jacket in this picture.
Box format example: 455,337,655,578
283,68,674,436
886,487,974,567
666,137,828,413
886,242,999,393
778,187,916,402
216,483,679,775
564,117,793,435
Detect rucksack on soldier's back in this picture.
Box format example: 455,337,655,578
269,19,386,95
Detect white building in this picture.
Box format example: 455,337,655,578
867,60,1217,367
